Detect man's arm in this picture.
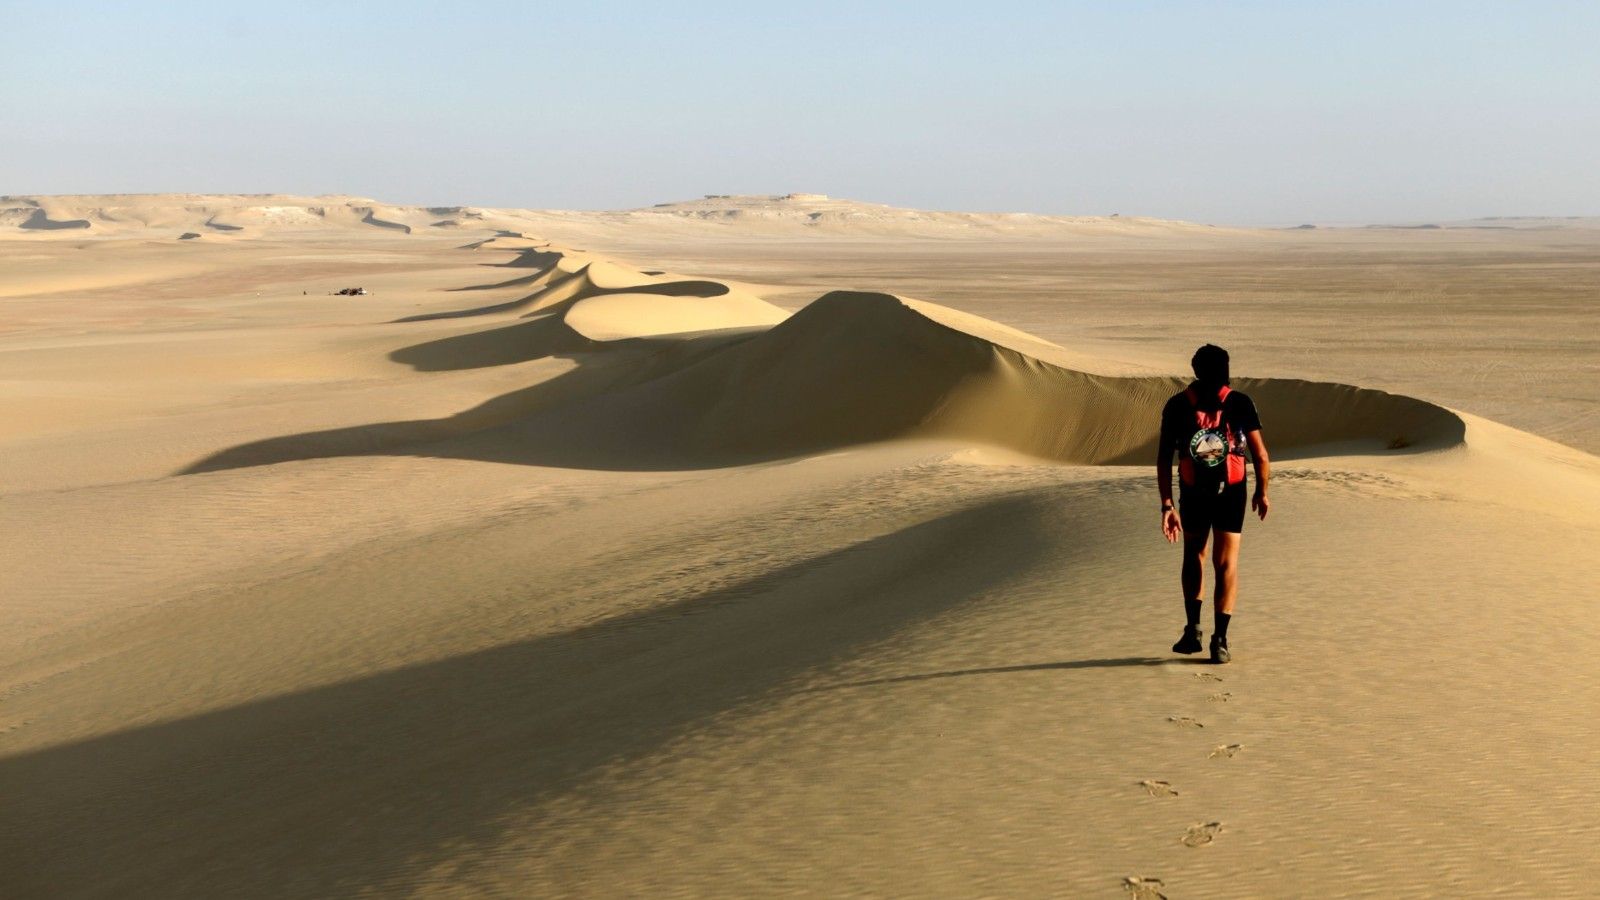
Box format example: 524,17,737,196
1157,442,1181,542
1157,444,1176,506
1246,428,1270,520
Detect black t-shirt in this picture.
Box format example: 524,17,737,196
1160,384,1263,483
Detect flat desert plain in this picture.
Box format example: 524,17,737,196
2,195,1599,898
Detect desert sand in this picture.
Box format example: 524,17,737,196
2,194,1599,898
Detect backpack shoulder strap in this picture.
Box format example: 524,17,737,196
1217,385,1232,403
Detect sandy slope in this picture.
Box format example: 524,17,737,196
2,200,1599,898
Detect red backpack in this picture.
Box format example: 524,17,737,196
1178,385,1247,488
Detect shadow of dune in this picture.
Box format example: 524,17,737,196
593,279,730,298
0,495,1054,899
452,231,530,249
395,271,730,324
492,247,566,268
181,326,763,474
388,313,597,370
1095,376,1468,466
445,271,553,293
394,258,572,321
392,293,550,322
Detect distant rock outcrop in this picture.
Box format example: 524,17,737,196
0,193,1229,240
19,208,91,230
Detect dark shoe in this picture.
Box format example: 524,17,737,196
1172,625,1203,654
1209,636,1231,664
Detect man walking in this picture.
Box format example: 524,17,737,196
1157,344,1270,664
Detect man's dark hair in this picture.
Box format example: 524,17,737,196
1191,344,1230,387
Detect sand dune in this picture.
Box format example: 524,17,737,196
563,289,787,341
2,202,1599,898
550,287,1464,466
185,248,1465,474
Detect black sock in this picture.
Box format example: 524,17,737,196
1185,600,1202,628
1214,611,1231,641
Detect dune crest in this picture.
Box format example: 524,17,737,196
514,287,1465,467
392,247,780,331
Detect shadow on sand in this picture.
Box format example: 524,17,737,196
800,656,1213,692
0,494,1061,898
179,319,768,474
396,276,730,324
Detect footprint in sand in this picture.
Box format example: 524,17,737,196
1181,821,1225,847
1139,779,1179,797
1208,743,1244,759
1167,716,1204,728
1193,672,1224,682
1122,875,1168,899
1207,691,1232,702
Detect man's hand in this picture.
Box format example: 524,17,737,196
1162,508,1182,543
1252,492,1270,521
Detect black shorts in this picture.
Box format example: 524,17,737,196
1181,480,1247,535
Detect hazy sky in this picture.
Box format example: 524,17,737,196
4,1,1597,223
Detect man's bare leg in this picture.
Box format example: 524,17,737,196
1211,530,1240,614
1183,527,1209,603
1172,526,1210,654
1209,529,1240,662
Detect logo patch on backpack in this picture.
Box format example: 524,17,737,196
1190,429,1228,467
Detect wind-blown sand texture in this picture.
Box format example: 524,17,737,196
2,195,1599,898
